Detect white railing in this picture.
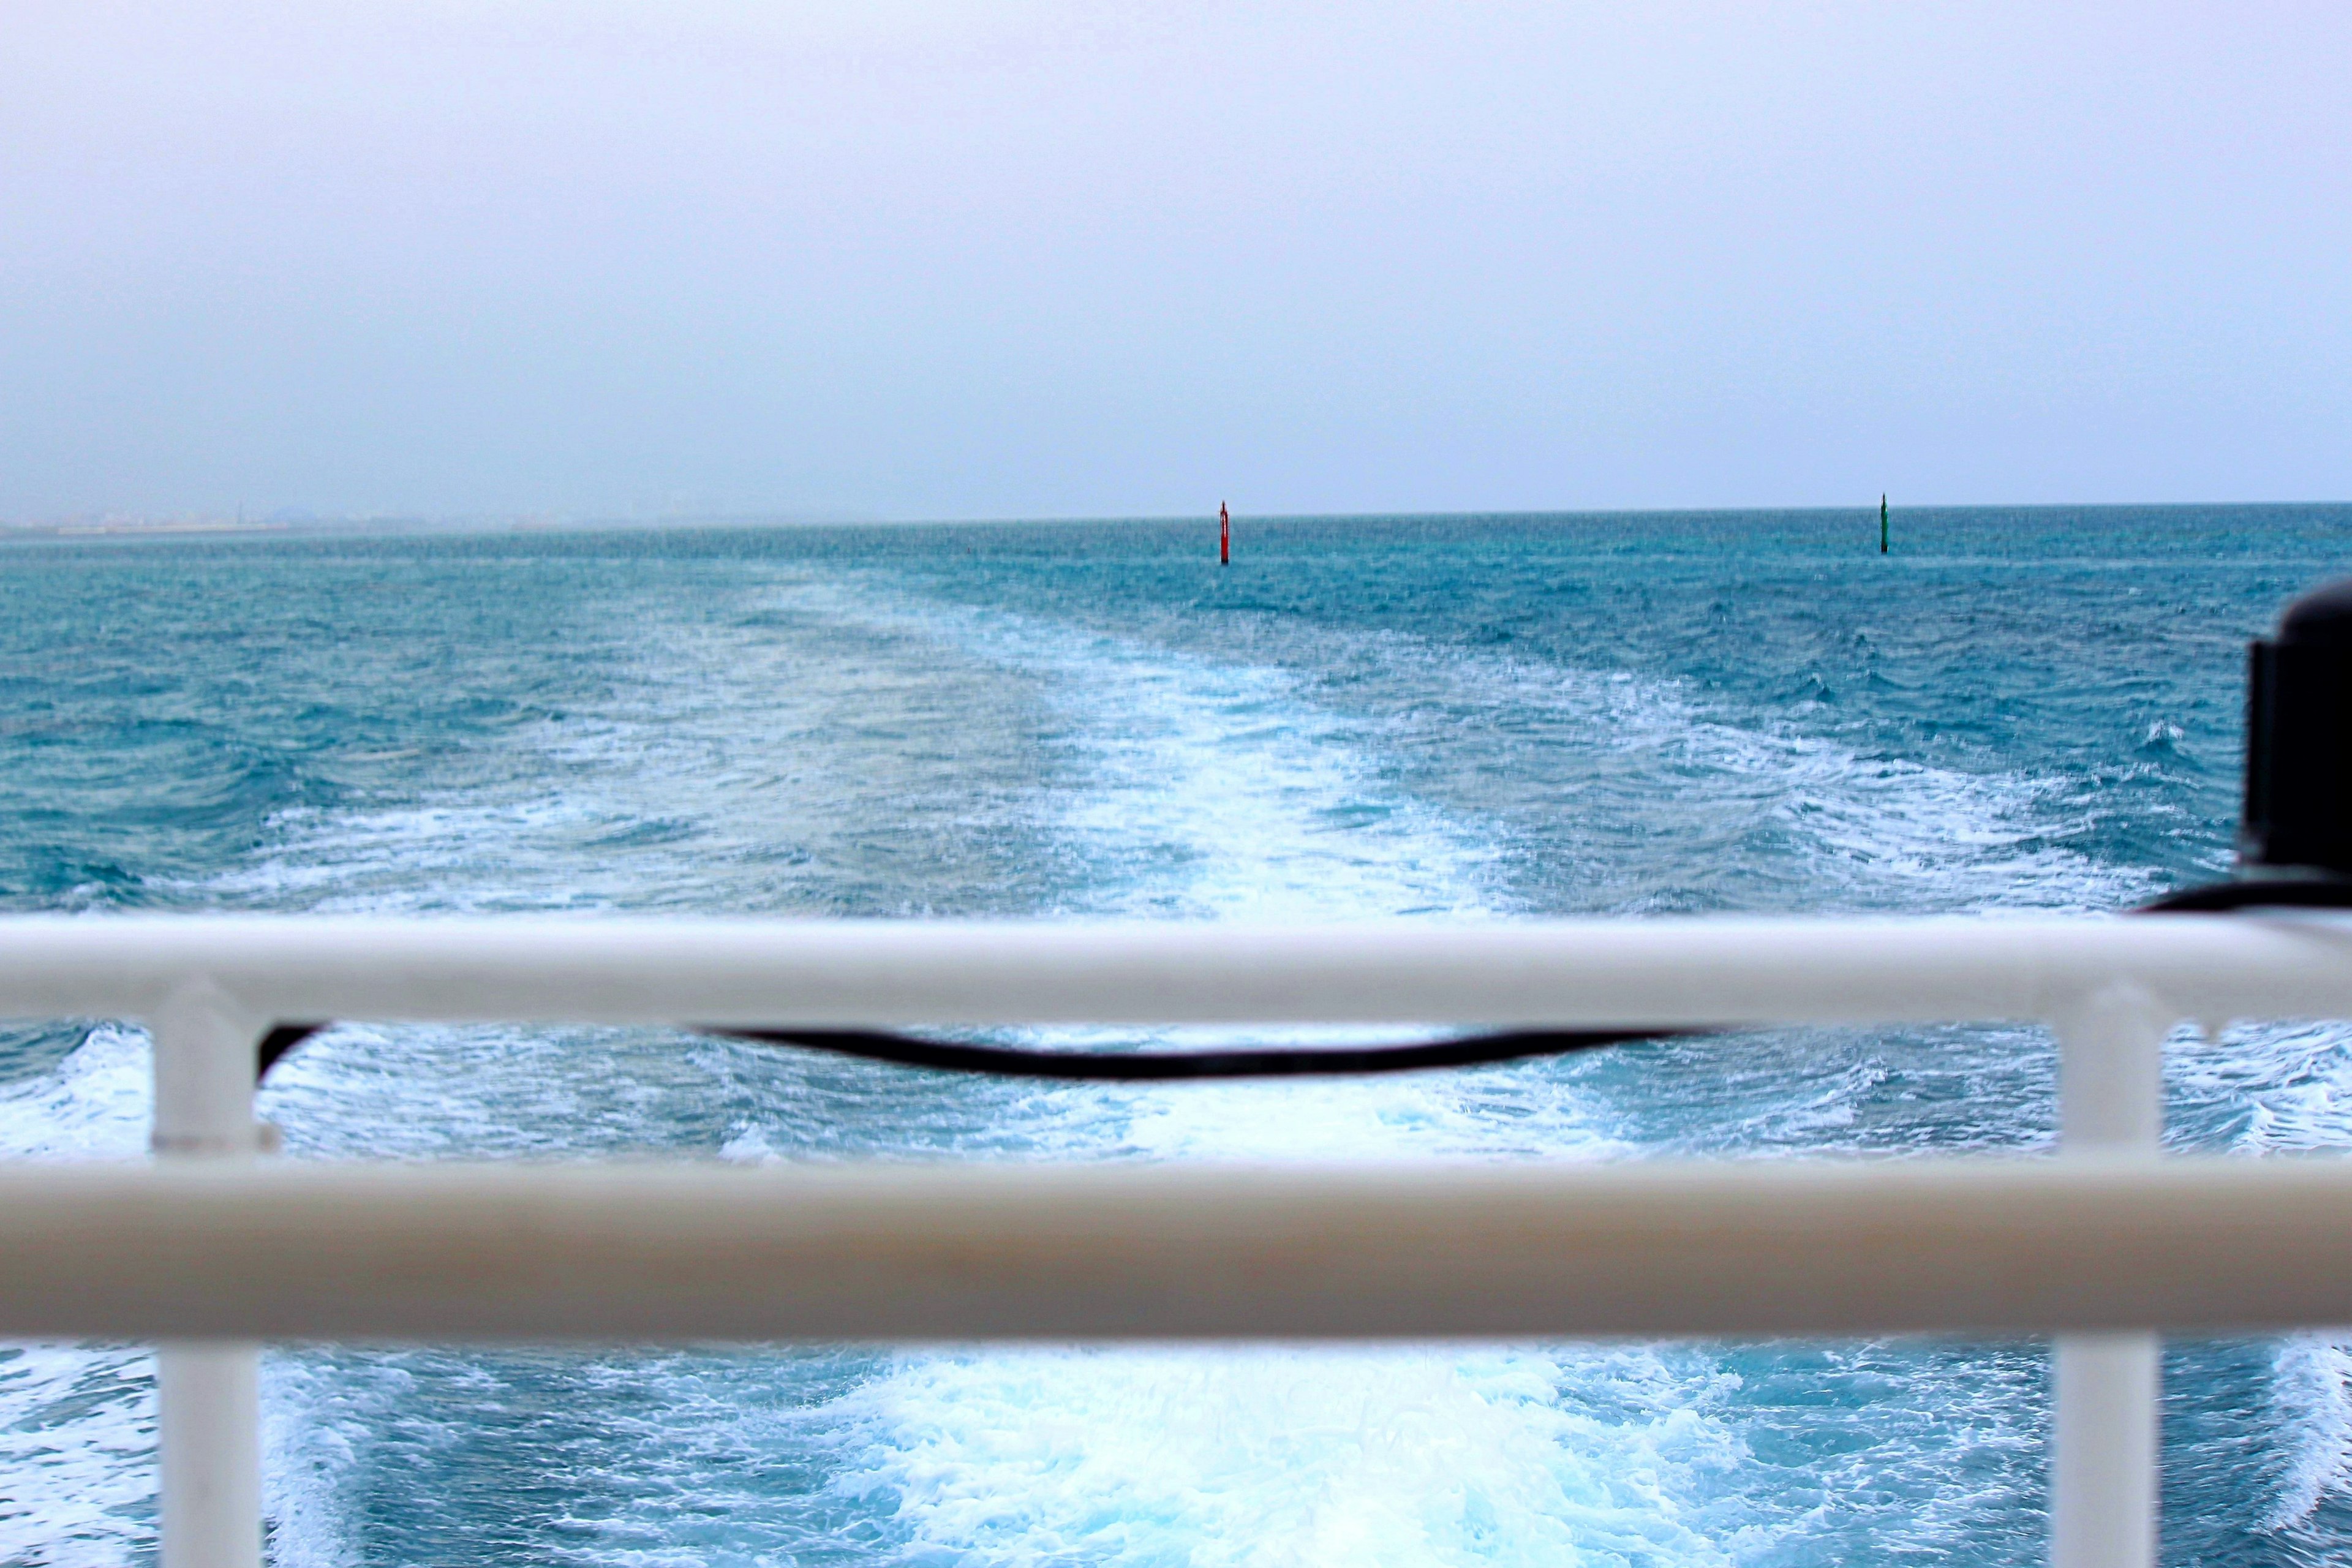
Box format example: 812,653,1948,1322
7,911,2352,1568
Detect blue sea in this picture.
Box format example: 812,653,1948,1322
4,506,2351,1567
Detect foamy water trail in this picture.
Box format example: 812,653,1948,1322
750,583,2133,1561
1218,626,2155,916
0,1027,158,1568
703,582,1733,1559
827,1346,1745,1567
2261,1338,2352,1534
2171,1019,2352,1531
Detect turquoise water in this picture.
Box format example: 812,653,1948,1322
2,506,2350,1566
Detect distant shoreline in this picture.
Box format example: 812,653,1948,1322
3,500,2348,545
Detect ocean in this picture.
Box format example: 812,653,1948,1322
2,505,2348,1566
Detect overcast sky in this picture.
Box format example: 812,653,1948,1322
3,2,2345,521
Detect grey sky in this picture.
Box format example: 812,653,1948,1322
4,1,2345,520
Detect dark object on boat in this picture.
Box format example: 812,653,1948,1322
2143,578,2352,912
258,1023,319,1080
2241,578,2352,878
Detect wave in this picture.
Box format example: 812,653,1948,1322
824,1346,1745,1567
2261,1338,2352,1535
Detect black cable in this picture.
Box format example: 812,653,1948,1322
692,881,2352,1078
254,880,2352,1084
703,1025,1685,1081
252,1019,1687,1084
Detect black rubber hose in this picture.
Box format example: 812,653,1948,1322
251,1020,1688,1083
703,1025,1684,1080
251,879,2352,1084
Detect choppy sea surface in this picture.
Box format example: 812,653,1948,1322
4,506,2351,1567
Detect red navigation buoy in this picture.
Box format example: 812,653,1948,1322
1219,501,1230,566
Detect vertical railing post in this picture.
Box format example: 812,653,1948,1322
151,981,268,1568
2051,982,2170,1568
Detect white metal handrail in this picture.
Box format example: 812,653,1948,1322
7,911,2349,1568
0,910,2348,1025
6,1155,2352,1341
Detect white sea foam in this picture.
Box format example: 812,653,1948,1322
738,579,1634,1160
0,1025,157,1568
1260,627,2151,916
188,585,1063,922
2180,1021,2352,1157
827,1346,1746,1567
791,578,2152,918
1044,651,1494,922
205,798,609,913
0,1025,151,1163
2173,1020,2352,1529
2260,1336,2352,1533
763,576,1504,923
258,1353,400,1568
0,1341,156,1568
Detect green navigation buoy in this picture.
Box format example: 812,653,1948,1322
1880,494,1889,555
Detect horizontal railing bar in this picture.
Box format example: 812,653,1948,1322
2,913,2352,1028
4,1155,2348,1341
